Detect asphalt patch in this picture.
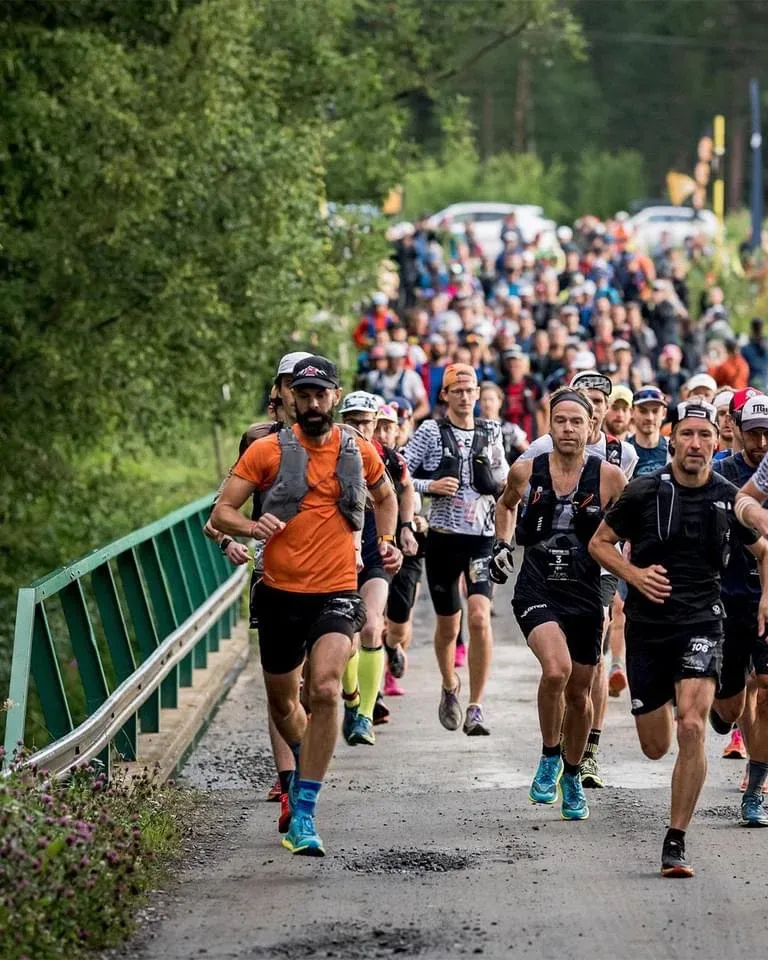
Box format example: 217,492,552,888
342,848,476,874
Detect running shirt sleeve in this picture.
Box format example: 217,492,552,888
620,440,639,479
403,420,442,495
752,450,768,496
232,434,281,489
517,434,553,461
603,477,649,541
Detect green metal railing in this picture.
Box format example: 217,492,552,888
3,494,246,777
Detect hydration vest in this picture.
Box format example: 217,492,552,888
374,440,407,496
654,469,733,571
260,425,366,532
516,454,604,547
414,418,501,497
604,433,622,467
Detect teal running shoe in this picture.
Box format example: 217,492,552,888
560,771,589,821
528,754,563,804
342,704,358,744
348,713,375,746
281,811,325,857
741,792,768,827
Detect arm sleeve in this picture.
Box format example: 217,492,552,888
752,451,768,497
603,479,645,541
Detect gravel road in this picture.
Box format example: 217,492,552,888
129,575,768,960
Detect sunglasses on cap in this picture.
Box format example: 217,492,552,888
633,387,667,406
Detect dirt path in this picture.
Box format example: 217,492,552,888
130,578,767,960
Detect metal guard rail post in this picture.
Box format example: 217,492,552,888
3,494,247,778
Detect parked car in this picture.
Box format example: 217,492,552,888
425,202,557,260
627,205,721,252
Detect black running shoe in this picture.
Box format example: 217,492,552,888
708,707,733,736
661,836,694,878
385,643,406,679
373,692,391,725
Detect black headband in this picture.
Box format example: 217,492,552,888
550,390,594,418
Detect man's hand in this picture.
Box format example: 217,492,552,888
379,541,403,575
489,539,515,585
225,541,250,566
400,526,418,557
250,513,285,542
413,515,428,534
428,477,460,497
628,564,671,604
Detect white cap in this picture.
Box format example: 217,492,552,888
372,291,389,306
572,350,597,372
340,391,379,415
686,373,718,395
713,389,734,411
276,351,313,378
557,225,573,244
740,396,768,431
385,342,408,359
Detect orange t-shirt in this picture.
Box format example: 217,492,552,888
234,425,385,593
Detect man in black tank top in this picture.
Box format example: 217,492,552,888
492,387,626,823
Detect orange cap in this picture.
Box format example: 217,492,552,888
442,363,478,389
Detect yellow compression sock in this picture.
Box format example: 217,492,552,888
358,646,385,721
342,649,360,709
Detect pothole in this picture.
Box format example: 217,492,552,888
248,924,469,958
342,848,476,874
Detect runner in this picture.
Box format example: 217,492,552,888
212,356,402,856
590,399,768,876
204,350,311,828
373,404,421,699
712,395,768,823
520,370,637,788
404,363,508,735
337,391,409,746
604,385,633,443
492,387,626,820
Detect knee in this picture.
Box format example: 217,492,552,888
467,607,489,635
267,690,299,723
308,677,339,712
640,739,668,761
541,665,570,692
565,685,590,714
361,612,384,648
677,713,706,751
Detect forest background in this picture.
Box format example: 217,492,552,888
3,0,768,723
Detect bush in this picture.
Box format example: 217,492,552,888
573,149,647,220
403,137,566,220
0,755,195,960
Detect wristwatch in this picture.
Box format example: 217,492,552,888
400,521,416,533
377,534,396,544
219,536,234,553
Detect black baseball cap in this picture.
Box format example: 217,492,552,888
290,355,339,390
667,398,718,431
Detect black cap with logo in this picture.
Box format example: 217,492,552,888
667,398,718,431
290,355,340,390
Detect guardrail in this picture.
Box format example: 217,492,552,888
3,494,247,778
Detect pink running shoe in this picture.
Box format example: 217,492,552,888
454,640,467,669
724,728,747,760
384,667,405,697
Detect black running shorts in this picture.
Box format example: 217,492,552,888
387,555,423,624
717,597,768,700
512,594,603,666
626,620,723,716
424,531,493,617
252,582,366,675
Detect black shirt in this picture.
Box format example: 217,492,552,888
604,469,757,630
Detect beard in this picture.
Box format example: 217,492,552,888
296,408,334,437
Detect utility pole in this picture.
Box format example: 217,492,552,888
749,79,763,251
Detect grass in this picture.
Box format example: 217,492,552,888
0,752,197,960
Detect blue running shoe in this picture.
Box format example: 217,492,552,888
281,811,325,857
342,704,358,744
741,792,768,827
348,713,375,746
529,754,563,804
560,771,589,821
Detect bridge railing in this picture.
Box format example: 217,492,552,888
3,494,247,778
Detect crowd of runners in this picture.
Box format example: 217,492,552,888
206,209,768,879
